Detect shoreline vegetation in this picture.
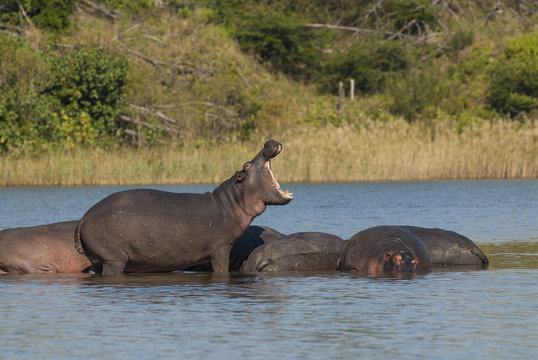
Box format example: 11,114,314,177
1,1,537,187
1,119,536,186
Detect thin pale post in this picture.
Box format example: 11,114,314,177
337,81,345,112
350,79,355,100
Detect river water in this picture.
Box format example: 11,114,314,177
0,180,537,359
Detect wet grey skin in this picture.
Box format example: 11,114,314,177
0,221,91,274
241,232,346,272
404,226,488,267
75,140,293,275
339,226,431,275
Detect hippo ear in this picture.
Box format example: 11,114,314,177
235,171,246,182
384,251,393,260
243,162,252,171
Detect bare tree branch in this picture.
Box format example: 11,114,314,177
78,0,121,20
18,3,33,27
0,23,25,36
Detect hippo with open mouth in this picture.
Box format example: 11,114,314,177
75,140,293,275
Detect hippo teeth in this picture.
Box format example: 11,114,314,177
283,189,293,197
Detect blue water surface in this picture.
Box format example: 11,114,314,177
0,180,537,359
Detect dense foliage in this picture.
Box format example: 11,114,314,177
486,32,538,117
46,48,128,142
0,0,536,153
0,0,76,31
0,35,127,151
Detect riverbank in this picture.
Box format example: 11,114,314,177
1,119,536,186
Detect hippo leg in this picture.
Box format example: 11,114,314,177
97,250,129,275
102,259,128,275
211,246,232,272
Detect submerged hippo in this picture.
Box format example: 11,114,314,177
241,232,346,272
405,226,488,267
75,140,293,275
0,221,91,274
338,226,431,275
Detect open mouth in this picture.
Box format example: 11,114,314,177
265,160,293,201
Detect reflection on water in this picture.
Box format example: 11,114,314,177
0,180,537,359
1,269,537,359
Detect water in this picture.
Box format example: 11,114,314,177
1,180,537,359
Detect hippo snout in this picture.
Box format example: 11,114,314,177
392,252,419,273
262,140,282,160
251,140,282,166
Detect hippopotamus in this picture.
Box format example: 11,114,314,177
230,225,284,270
338,226,431,275
0,221,91,274
75,140,293,275
404,226,489,267
241,232,346,272
186,225,284,271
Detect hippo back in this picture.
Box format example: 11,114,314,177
241,232,346,272
405,226,489,267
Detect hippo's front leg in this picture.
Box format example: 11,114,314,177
210,245,232,272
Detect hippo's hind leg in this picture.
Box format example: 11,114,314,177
210,246,232,272
84,246,128,275
101,256,128,275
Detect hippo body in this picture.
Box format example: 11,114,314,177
339,226,431,275
405,226,488,267
0,221,91,274
75,140,292,275
241,232,346,272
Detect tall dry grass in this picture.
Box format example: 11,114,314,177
0,119,536,187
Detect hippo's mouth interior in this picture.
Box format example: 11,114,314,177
265,160,293,200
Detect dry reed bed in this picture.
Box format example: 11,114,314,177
1,120,536,186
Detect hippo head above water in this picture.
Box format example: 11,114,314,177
378,250,419,274
231,140,293,216
339,226,431,276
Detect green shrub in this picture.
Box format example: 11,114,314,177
0,0,75,31
323,39,412,94
486,32,537,117
45,47,128,142
228,12,323,80
0,35,52,152
386,61,451,122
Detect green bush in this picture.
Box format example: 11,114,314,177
486,32,538,117
386,61,451,122
228,12,323,80
0,35,52,152
0,0,76,31
45,47,128,142
322,39,412,94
